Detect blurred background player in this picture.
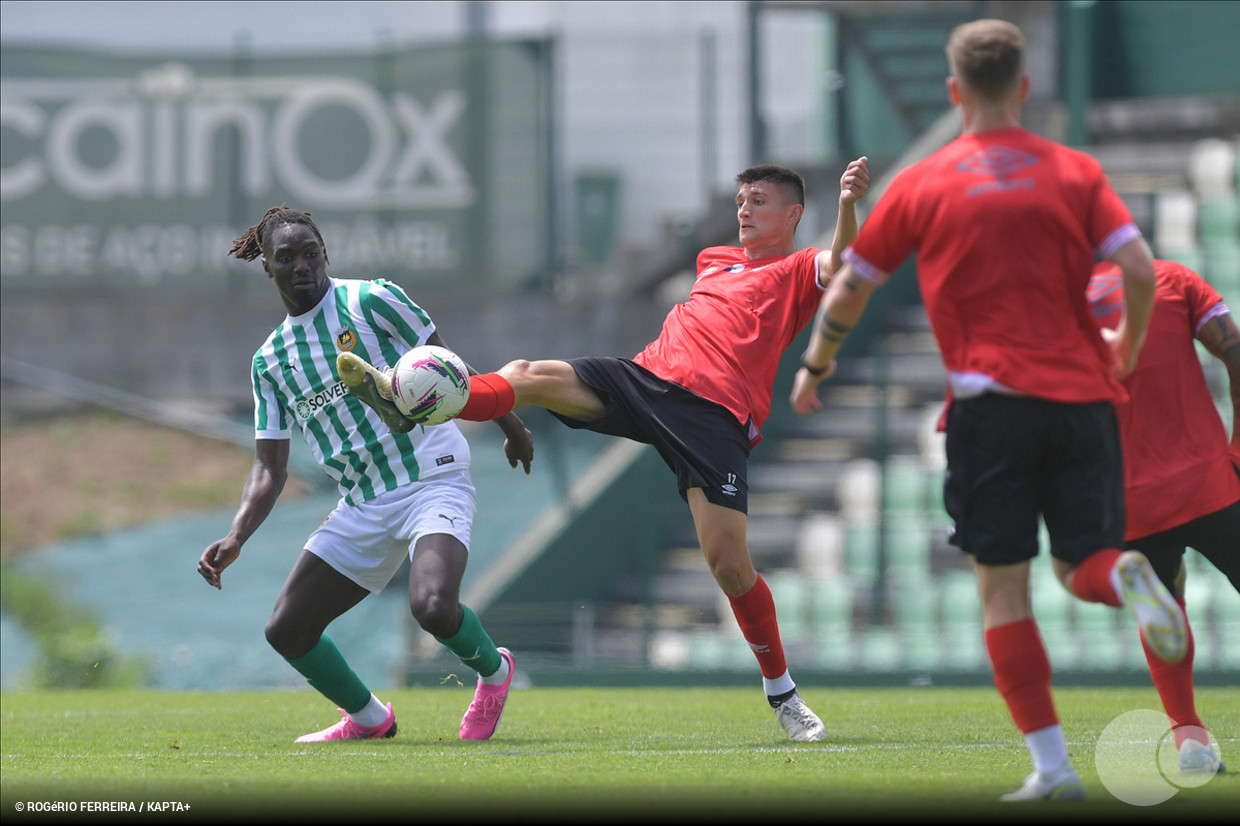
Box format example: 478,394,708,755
343,156,870,742
197,206,534,743
1088,256,1239,774
790,20,1186,801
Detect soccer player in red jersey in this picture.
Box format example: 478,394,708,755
393,156,867,741
1088,257,1239,774
791,19,1187,801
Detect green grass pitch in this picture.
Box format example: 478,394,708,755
2,686,1236,822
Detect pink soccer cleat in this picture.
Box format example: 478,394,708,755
294,702,397,743
459,648,515,740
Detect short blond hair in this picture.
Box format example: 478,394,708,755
946,19,1025,101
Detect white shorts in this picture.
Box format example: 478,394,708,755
304,468,476,593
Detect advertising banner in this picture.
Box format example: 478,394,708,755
0,40,553,294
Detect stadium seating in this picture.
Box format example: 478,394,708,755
937,570,986,671
811,575,856,670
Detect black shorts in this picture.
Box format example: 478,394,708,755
1127,492,1240,595
943,393,1125,566
549,357,751,512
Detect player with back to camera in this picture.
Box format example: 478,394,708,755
1088,255,1240,775
340,156,870,742
196,206,534,743
790,19,1188,801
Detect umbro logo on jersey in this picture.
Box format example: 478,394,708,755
1086,273,1123,303
336,329,357,351
958,146,1039,197
956,145,1038,176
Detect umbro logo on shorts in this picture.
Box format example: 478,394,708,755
435,455,456,466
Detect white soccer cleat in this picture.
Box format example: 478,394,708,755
336,352,415,434
999,764,1086,802
1116,551,1187,664
337,352,395,399
773,691,827,742
1179,739,1225,774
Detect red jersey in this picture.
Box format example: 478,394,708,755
845,127,1140,403
1088,259,1240,539
634,245,824,443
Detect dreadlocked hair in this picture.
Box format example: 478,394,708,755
228,205,329,264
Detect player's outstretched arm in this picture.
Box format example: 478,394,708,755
821,156,869,281
197,438,289,589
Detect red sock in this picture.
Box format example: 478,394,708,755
1143,598,1205,748
726,575,788,680
1071,548,1124,606
984,618,1059,733
458,373,515,421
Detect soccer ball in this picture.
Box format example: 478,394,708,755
390,345,470,426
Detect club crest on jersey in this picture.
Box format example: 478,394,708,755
336,329,357,351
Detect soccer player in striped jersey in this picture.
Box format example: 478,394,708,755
791,19,1187,801
346,156,871,742
196,206,534,742
1088,257,1239,775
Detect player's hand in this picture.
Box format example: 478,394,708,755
840,156,869,206
1101,325,1140,380
197,538,241,590
504,426,534,475
790,364,835,415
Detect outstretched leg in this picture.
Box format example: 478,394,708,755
458,359,606,422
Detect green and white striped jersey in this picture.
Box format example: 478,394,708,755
251,277,471,506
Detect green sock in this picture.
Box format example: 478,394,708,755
284,635,371,714
435,604,502,677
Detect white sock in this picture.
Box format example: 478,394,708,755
1025,724,1070,774
763,670,796,698
349,694,389,728
480,653,510,686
